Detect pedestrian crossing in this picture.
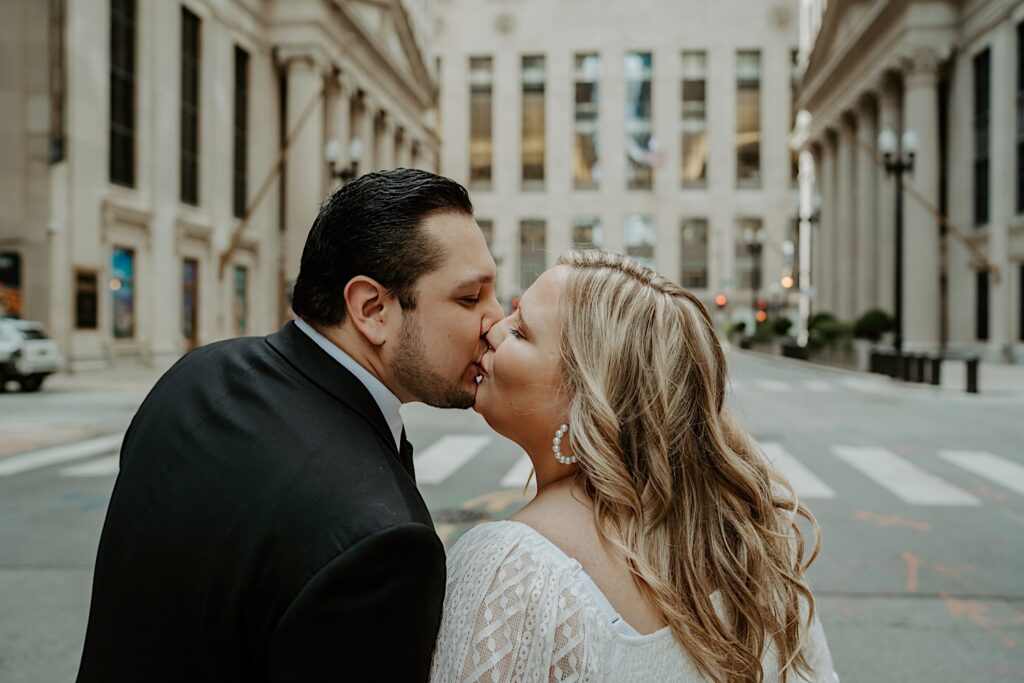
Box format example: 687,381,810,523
730,376,896,395
3,431,1024,510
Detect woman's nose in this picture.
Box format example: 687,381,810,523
484,316,512,350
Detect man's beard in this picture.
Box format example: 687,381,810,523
393,311,476,409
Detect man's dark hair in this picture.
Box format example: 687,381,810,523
291,168,474,326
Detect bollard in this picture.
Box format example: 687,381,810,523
929,355,942,386
915,354,926,384
900,353,912,382
869,350,878,374
965,357,979,394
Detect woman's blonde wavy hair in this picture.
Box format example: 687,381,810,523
556,249,821,683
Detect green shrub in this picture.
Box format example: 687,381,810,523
771,317,794,337
853,308,894,342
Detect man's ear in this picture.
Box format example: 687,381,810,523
344,276,392,346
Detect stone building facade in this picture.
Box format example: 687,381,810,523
433,0,804,317
0,0,438,368
796,0,1024,361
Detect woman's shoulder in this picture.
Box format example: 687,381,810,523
447,520,576,571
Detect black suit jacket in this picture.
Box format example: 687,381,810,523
77,322,445,682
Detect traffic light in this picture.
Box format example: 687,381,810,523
714,293,728,309
755,299,768,323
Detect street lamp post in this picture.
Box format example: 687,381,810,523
743,225,766,323
324,138,364,186
877,127,917,357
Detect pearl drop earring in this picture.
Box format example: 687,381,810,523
552,423,577,465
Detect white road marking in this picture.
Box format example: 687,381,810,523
0,433,126,477
832,446,980,506
753,379,790,392
938,450,1024,496
801,380,834,393
59,454,120,477
414,435,491,485
761,443,836,499
500,453,535,489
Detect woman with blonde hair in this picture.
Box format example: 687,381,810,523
430,250,836,682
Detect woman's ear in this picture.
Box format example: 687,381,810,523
344,276,392,346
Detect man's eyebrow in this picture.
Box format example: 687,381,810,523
452,274,495,290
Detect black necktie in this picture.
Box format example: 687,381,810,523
399,428,416,479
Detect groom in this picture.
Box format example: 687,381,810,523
77,169,502,681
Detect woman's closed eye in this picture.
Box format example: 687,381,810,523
509,326,524,339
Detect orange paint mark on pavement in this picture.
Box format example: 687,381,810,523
939,591,1017,649
854,510,931,532
902,551,920,592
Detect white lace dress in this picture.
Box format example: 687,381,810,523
430,520,838,683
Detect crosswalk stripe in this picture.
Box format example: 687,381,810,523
500,453,535,489
939,451,1024,496
761,443,836,499
59,454,120,477
832,446,980,506
414,435,491,485
0,433,126,477
753,379,789,392
801,380,834,393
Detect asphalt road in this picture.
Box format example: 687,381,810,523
1,350,1022,682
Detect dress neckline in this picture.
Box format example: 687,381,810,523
490,520,674,641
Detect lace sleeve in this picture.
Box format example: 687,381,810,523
430,524,602,683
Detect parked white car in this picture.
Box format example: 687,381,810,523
0,319,63,392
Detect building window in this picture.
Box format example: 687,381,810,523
1019,263,1024,341
477,219,494,251
182,258,198,349
1017,21,1023,214
976,269,989,341
572,217,603,249
469,56,493,187
735,218,764,290
519,220,546,291
109,0,136,187
180,8,200,206
680,218,709,289
233,265,248,336
681,51,707,187
973,49,990,227
625,52,653,190
233,46,249,219
790,49,801,187
522,56,546,187
736,50,761,187
111,247,135,339
624,215,656,270
574,53,600,189
74,270,98,330
0,251,23,318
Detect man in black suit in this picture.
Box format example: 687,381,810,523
77,169,503,681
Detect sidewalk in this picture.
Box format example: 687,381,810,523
43,362,168,393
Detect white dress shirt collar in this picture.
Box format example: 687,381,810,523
293,317,404,450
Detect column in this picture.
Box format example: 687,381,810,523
855,92,879,316
326,76,352,193
280,50,328,285
900,49,941,351
357,91,376,173
876,72,900,315
988,21,1016,357
836,113,856,320
819,130,836,313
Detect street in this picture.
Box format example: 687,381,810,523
1,352,1023,682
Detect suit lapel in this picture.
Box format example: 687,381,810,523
399,429,416,480
265,321,399,457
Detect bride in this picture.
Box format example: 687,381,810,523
430,250,836,682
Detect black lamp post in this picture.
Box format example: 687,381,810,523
324,137,363,186
877,127,917,356
743,225,766,320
